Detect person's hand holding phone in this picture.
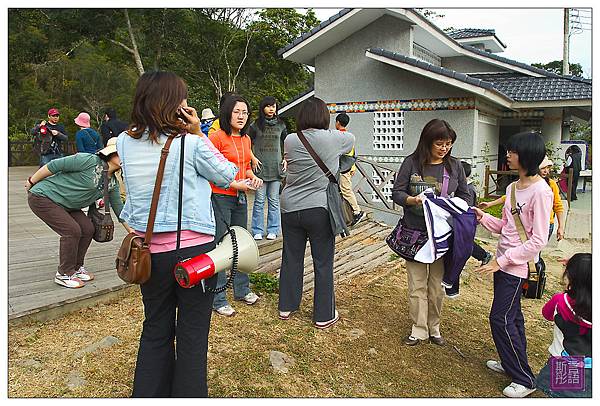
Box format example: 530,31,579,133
178,105,201,135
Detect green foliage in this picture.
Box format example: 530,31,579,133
479,197,503,219
249,272,279,294
531,60,584,77
8,8,320,146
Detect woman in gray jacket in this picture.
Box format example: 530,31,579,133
277,97,354,329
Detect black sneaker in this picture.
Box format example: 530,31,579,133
351,211,366,226
481,251,493,266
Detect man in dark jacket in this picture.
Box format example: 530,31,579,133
565,145,582,200
31,107,69,167
100,108,128,146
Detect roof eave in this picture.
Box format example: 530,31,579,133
279,89,316,115
512,99,592,109
365,50,513,109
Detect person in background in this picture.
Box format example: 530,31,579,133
200,108,216,136
74,112,103,153
391,119,470,347
536,253,592,398
564,145,582,201
25,138,129,288
209,94,263,317
277,97,354,329
473,131,553,398
539,156,565,241
31,107,68,167
100,108,128,146
249,96,287,241
479,156,564,242
117,71,237,397
335,113,365,226
460,161,493,265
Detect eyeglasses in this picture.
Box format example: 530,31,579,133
232,110,249,117
433,141,453,149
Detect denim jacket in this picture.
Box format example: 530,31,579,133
117,131,237,235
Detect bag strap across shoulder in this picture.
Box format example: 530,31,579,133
509,182,537,275
296,129,338,184
101,160,111,215
144,136,176,245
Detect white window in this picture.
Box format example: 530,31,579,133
373,111,404,151
371,168,394,203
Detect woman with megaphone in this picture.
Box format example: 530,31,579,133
116,71,237,397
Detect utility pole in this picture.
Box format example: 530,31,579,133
563,8,570,75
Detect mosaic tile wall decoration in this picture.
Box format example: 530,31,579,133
373,111,404,150
327,97,475,114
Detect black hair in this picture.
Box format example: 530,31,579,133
563,253,592,322
104,108,117,120
296,97,330,131
336,113,350,127
410,119,457,175
256,96,282,132
461,161,472,178
219,94,251,136
219,91,236,109
505,132,546,176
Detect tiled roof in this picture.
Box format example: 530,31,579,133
447,28,496,39
277,8,352,56
469,72,592,102
368,48,592,103
367,48,503,93
279,8,556,78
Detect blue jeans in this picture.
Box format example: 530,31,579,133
211,194,251,309
251,180,281,236
40,153,62,167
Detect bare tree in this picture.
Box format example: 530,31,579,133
109,9,145,75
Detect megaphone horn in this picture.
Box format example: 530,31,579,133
174,226,259,289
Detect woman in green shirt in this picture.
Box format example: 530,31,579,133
25,138,131,288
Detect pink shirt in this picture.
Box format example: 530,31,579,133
479,179,553,278
134,230,214,254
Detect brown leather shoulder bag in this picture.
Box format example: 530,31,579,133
116,136,175,284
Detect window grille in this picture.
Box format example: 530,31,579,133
373,111,404,151
413,43,442,66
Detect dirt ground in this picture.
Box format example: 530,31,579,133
8,238,591,398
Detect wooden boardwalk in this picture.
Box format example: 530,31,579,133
8,166,392,323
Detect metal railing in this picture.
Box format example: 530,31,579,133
8,141,78,166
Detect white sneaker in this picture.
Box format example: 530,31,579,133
74,266,95,281
238,291,260,305
214,305,236,317
502,382,536,398
486,360,506,374
253,234,263,240
315,310,339,329
54,272,85,289
266,233,277,240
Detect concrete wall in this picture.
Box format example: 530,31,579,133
442,56,508,73
472,111,500,196
314,15,472,102
328,108,477,160
541,107,564,147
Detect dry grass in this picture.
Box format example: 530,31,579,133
8,240,576,398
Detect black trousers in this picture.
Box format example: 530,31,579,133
489,271,536,389
132,243,217,398
278,207,336,323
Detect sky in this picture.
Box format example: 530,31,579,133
307,8,592,78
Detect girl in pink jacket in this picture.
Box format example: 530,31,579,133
473,132,553,398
